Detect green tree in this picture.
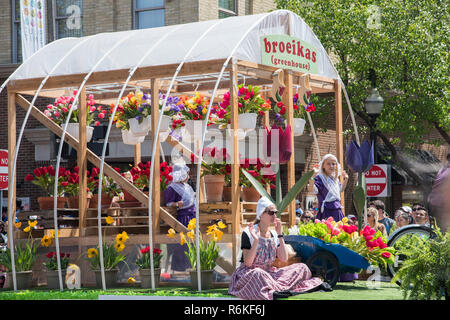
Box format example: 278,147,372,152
275,0,450,187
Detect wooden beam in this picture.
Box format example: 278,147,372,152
134,144,141,167
7,91,17,248
151,78,161,234
78,87,88,236
230,63,240,270
8,59,227,92
282,71,297,226
334,80,345,213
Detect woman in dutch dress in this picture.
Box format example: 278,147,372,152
228,197,328,300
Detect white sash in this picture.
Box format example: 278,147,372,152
317,174,342,213
169,182,195,209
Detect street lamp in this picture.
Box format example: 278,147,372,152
364,87,384,163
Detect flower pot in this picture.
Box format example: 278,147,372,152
189,269,214,290
203,175,225,202
139,268,161,288
241,186,261,202
159,115,172,132
61,123,94,142
238,113,257,130
67,196,91,209
89,193,112,208
122,129,145,145
182,120,203,142
11,271,33,290
94,269,118,288
46,270,67,289
38,196,66,210
223,186,232,202
128,116,151,137
123,189,138,202
286,118,306,136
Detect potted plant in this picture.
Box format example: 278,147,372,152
270,90,315,136
25,166,68,210
88,167,122,208
85,216,129,288
219,84,271,130
135,246,163,288
0,220,41,289
64,166,96,208
131,161,172,206
44,91,105,142
239,158,275,202
43,251,70,289
167,218,227,290
200,147,230,203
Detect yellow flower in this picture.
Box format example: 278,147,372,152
187,218,196,231
212,229,223,242
28,220,38,228
342,217,348,224
114,242,125,252
187,230,195,240
206,224,219,235
87,248,98,258
14,221,22,228
202,108,207,115
179,232,186,246
167,228,176,238
217,221,227,229
48,229,61,239
23,226,31,233
41,235,52,247
105,216,114,225
127,277,136,284
116,231,129,244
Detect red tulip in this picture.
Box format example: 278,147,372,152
25,174,34,181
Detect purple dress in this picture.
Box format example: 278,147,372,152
314,176,344,222
164,185,196,272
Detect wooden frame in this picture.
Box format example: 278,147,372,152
7,58,343,277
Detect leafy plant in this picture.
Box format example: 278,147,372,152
43,251,71,271
24,166,69,197
136,246,163,269
392,227,449,300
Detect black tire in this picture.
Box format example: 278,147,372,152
387,225,434,286
306,251,340,288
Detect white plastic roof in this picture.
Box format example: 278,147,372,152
11,10,339,82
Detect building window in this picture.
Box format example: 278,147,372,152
133,0,165,29
54,0,83,39
12,0,22,63
219,0,237,18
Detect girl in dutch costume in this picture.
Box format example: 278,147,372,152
228,197,326,300
163,163,196,272
313,154,349,222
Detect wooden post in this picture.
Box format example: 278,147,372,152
334,80,345,213
230,63,240,270
262,86,271,194
78,87,88,236
282,71,296,226
134,144,141,167
151,79,161,234
7,91,17,245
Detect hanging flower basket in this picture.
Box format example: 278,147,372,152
121,129,145,145
288,118,306,136
128,116,152,137
61,123,94,142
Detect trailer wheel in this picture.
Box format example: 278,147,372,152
306,251,340,288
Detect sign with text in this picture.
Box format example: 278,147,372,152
261,35,319,74
365,164,391,197
0,149,8,190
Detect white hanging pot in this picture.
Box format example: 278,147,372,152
181,119,203,143
159,115,172,132
122,129,145,145
61,123,94,142
227,113,258,130
286,118,306,136
128,115,151,137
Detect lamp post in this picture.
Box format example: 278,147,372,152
364,87,384,163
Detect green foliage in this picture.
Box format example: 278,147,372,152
86,242,127,271
185,237,219,271
392,227,449,300
0,238,39,272
275,0,450,147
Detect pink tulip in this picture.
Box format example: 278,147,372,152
54,111,60,118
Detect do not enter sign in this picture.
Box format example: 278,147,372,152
365,164,391,197
0,149,8,190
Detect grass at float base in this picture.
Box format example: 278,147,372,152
0,281,403,300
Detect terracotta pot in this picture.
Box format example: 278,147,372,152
139,268,161,288
94,269,118,288
37,197,66,210
123,190,138,202
67,196,91,209
189,269,214,290
203,175,225,202
46,270,67,289
88,193,112,208
223,186,232,202
241,186,261,202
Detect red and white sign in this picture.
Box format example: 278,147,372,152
365,164,390,197
0,149,8,190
